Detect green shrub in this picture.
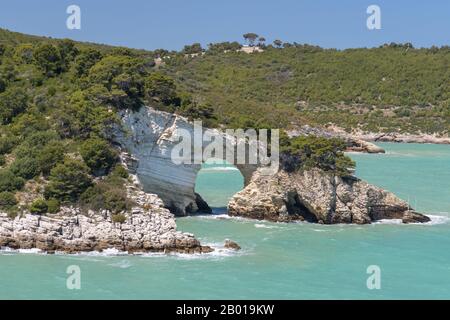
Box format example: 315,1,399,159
29,198,48,214
0,191,17,210
10,156,40,179
7,208,19,219
280,135,355,176
9,112,50,137
80,138,118,176
103,189,130,213
21,130,59,149
0,170,25,192
80,183,132,214
144,72,179,106
0,87,28,124
0,78,6,94
33,43,63,76
46,198,60,214
111,165,129,179
182,43,203,54
0,155,5,166
79,166,133,214
179,102,218,127
13,43,34,64
0,135,19,155
44,158,93,202
56,39,79,70
37,141,65,176
53,92,118,139
86,55,148,110
111,214,126,224
72,48,103,77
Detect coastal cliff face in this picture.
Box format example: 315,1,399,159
0,185,211,254
113,106,258,215
228,168,430,224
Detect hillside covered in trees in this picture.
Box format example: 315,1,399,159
0,28,447,216
165,39,449,134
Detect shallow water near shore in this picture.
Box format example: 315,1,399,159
1,143,450,299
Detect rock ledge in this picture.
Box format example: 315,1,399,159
0,186,212,254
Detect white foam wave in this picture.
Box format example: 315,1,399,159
136,244,242,260
0,248,48,255
18,248,44,254
373,219,403,225
190,213,231,220
80,248,129,256
108,260,133,268
184,214,257,224
254,223,281,229
52,248,129,257
373,214,450,226
423,215,450,225
200,167,239,172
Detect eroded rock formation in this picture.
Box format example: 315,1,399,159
0,185,212,253
113,106,258,215
113,107,429,225
228,168,430,224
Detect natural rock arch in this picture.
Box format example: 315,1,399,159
194,159,245,212
113,106,261,215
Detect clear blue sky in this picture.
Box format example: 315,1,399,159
0,0,448,50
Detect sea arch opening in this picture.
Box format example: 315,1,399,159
194,158,245,215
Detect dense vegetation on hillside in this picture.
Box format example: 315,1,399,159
0,29,237,217
0,28,447,216
164,42,449,133
0,30,156,217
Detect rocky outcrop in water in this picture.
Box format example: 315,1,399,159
228,168,430,224
0,185,212,254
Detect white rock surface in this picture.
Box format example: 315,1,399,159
228,168,430,224
113,106,258,215
0,186,212,253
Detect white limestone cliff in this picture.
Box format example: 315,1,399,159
113,106,258,215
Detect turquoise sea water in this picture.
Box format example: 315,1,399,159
1,143,449,299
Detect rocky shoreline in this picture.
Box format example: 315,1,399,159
288,125,450,154
0,168,431,254
330,127,450,149
228,168,430,224
0,107,436,254
0,185,212,254
351,131,450,145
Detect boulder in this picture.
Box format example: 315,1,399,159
402,211,431,224
224,239,241,250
